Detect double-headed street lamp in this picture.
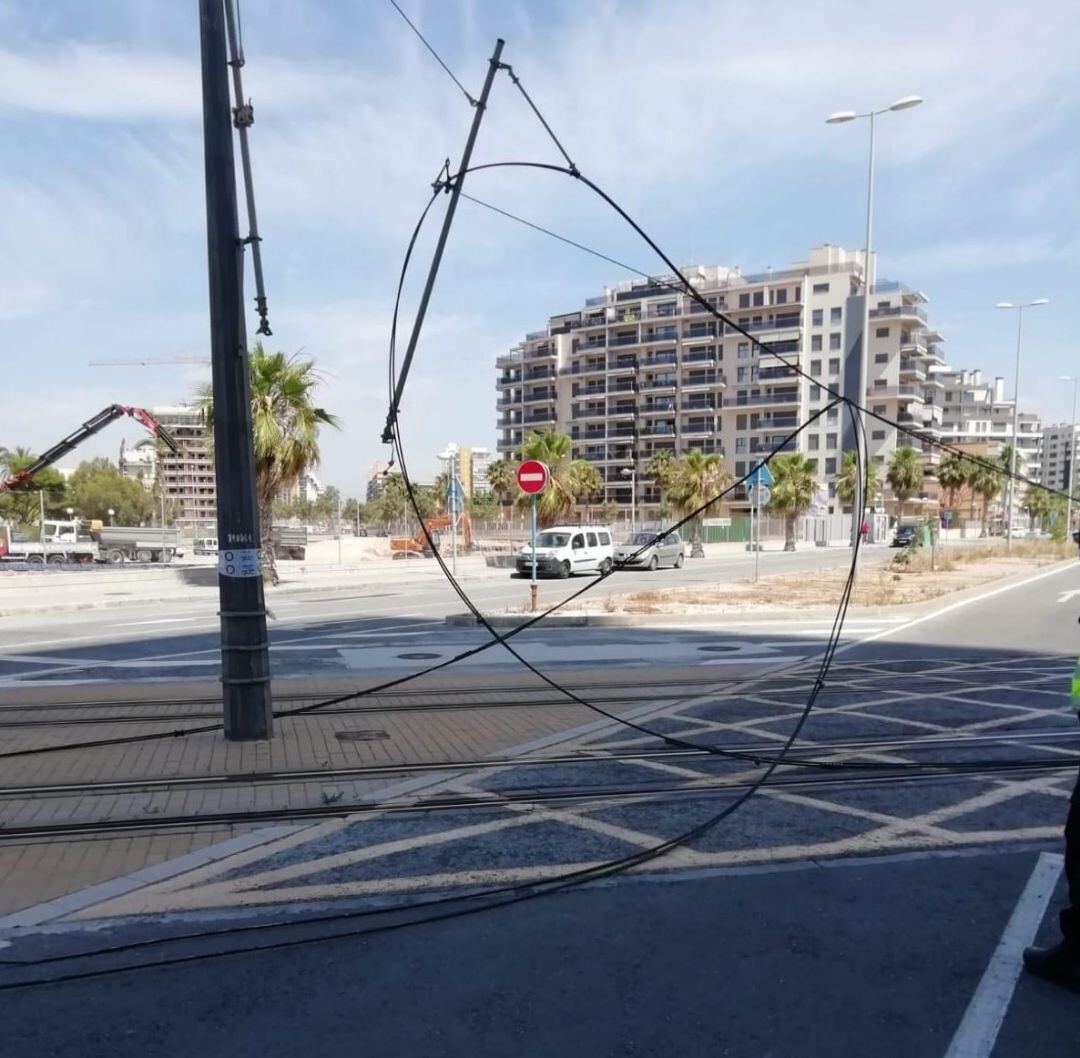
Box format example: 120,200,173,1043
1060,374,1079,538
826,95,922,561
996,298,1049,549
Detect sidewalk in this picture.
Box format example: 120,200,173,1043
0,665,707,920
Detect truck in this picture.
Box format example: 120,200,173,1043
271,525,307,560
94,526,183,564
0,525,98,566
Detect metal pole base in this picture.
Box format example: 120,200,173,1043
530,583,538,612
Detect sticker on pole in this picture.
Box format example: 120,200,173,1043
218,548,262,578
516,459,550,495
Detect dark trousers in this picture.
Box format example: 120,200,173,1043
1063,768,1080,943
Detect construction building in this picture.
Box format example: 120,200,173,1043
151,405,216,529
496,245,948,517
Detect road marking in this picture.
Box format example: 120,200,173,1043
943,852,1064,1058
1057,589,1080,604
837,561,1078,656
111,617,205,628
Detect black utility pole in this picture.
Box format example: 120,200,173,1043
199,0,273,740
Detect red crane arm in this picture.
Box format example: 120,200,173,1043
0,405,180,494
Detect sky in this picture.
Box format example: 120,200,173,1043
1,0,1078,494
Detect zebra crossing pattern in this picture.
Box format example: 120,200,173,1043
68,649,1080,921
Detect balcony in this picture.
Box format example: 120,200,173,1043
566,360,606,376
640,424,677,437
525,343,556,359
608,404,638,418
752,414,799,430
522,389,556,404
683,349,717,364
578,316,607,330
497,415,521,428
758,365,799,382
609,426,638,440
610,333,640,347
573,426,607,441
640,379,677,391
522,411,556,426
640,401,678,416
681,422,716,436
648,303,680,319
571,406,607,420
574,338,607,352
869,304,928,323
496,396,519,409
642,327,679,344
750,438,798,454
496,350,523,368
729,389,800,407
609,379,637,393
642,352,678,368
684,324,718,340
683,372,722,388
898,358,926,381
524,367,555,382
681,400,716,411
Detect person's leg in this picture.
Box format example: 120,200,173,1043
1061,778,1080,944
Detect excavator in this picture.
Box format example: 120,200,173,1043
0,404,180,494
390,514,474,559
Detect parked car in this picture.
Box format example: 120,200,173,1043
516,526,614,578
194,537,218,555
891,522,919,548
614,530,685,571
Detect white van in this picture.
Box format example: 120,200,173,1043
194,537,218,555
516,525,614,579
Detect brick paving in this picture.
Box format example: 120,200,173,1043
0,668,713,916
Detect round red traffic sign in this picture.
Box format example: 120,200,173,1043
516,459,550,495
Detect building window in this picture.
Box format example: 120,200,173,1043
735,437,747,453
812,309,823,327
813,282,830,294
811,335,823,352
810,384,821,400
753,291,764,307
875,327,889,338
825,457,837,475
873,378,887,389
829,333,842,351
872,404,887,415
775,288,787,305
738,342,750,360
874,352,888,364
808,435,820,451
826,407,839,423
828,357,840,374
737,367,748,383
871,430,886,441
736,414,747,430
826,432,838,449
830,307,843,324
735,461,746,477
810,360,822,376
739,293,750,308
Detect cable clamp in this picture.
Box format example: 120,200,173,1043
232,100,255,129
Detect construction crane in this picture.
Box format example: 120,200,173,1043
88,356,211,367
0,405,180,494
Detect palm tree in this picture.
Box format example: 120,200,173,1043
485,459,515,521
936,452,969,522
199,343,339,583
835,450,881,512
515,430,595,527
568,460,603,520
767,453,819,551
965,459,1003,537
665,448,731,543
644,450,676,492
886,445,924,519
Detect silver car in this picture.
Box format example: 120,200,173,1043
614,530,685,571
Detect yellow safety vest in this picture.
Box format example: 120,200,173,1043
1073,656,1080,714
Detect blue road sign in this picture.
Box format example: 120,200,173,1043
746,461,775,488
446,477,466,513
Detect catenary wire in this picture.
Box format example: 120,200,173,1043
385,0,477,107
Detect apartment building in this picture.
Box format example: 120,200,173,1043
437,444,494,497
929,368,1042,483
284,471,322,505
496,245,946,516
151,405,216,528
118,437,158,489
366,460,397,502
1041,422,1080,496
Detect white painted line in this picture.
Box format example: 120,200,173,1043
838,561,1078,657
111,618,204,628
943,852,1064,1058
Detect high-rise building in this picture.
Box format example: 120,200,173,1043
285,472,322,504
118,438,158,490
365,460,396,502
151,405,216,528
930,368,1042,482
496,246,946,516
437,443,494,497
1041,423,1080,496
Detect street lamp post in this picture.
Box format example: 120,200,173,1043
107,508,115,527
826,95,922,566
620,467,636,535
1060,374,1079,539
996,299,1049,549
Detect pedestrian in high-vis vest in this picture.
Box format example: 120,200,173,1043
1022,654,1080,992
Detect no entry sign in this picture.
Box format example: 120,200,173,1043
516,459,550,495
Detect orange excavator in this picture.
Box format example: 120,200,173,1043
390,515,474,559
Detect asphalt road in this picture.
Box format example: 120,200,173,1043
1,557,1077,1056
0,543,894,684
